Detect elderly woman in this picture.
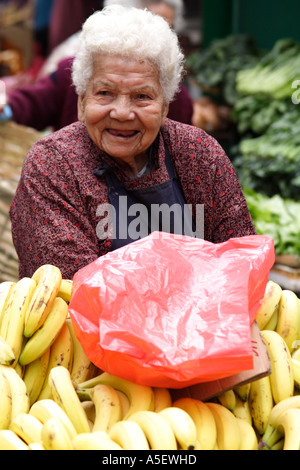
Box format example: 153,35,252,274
10,5,256,279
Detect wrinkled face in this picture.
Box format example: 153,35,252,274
78,54,169,164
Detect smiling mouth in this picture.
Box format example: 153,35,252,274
107,129,139,138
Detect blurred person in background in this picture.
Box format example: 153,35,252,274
0,0,193,129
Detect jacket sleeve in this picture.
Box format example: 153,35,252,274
9,139,100,279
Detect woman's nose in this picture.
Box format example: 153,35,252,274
109,94,135,120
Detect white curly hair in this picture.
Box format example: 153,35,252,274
72,4,185,103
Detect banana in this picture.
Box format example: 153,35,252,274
28,442,45,450
0,281,15,325
0,335,15,366
19,297,69,366
38,322,73,400
29,399,77,440
205,402,241,450
41,416,73,450
263,307,279,331
116,390,130,419
276,289,300,353
14,362,24,379
152,387,172,412
260,330,294,404
0,364,30,423
57,279,73,303
292,346,300,361
77,372,155,419
292,357,300,389
275,408,300,450
24,264,62,338
9,413,43,445
158,407,198,450
109,420,150,450
255,280,282,330
65,318,92,385
0,430,29,450
0,277,37,366
48,366,90,434
234,383,251,402
172,397,217,450
217,389,236,411
232,394,252,426
81,401,95,424
128,410,177,450
72,431,123,450
261,395,300,449
0,368,12,430
235,417,258,450
90,383,122,433
23,348,50,405
249,375,274,435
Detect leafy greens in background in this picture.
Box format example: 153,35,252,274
244,189,300,257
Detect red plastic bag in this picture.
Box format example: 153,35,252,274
69,232,275,388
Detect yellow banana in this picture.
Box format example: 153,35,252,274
0,281,15,325
28,442,45,450
38,322,73,400
0,364,30,423
72,431,123,450
249,375,274,435
274,408,300,450
263,307,279,331
0,277,37,366
65,318,92,385
261,395,300,449
0,368,12,430
109,420,150,450
48,366,90,434
235,417,258,450
261,330,294,404
232,394,252,426
14,362,24,379
57,279,73,303
234,383,251,402
9,413,43,445
205,402,241,450
0,430,29,450
255,280,282,330
90,383,122,433
152,387,172,412
41,416,73,450
158,406,198,450
19,297,69,366
116,390,130,419
81,401,95,424
128,410,177,450
29,399,77,440
172,397,217,450
0,335,15,366
276,289,300,353
24,264,62,338
292,357,300,390
292,346,300,361
23,348,50,405
217,389,236,411
77,372,155,419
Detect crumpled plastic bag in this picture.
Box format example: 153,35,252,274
68,232,275,388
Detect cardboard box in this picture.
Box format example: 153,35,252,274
170,321,271,402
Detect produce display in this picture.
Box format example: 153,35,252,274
0,264,300,450
232,38,300,200
244,189,300,258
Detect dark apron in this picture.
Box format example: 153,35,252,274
95,143,195,251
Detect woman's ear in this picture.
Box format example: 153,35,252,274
77,94,85,122
161,102,169,126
